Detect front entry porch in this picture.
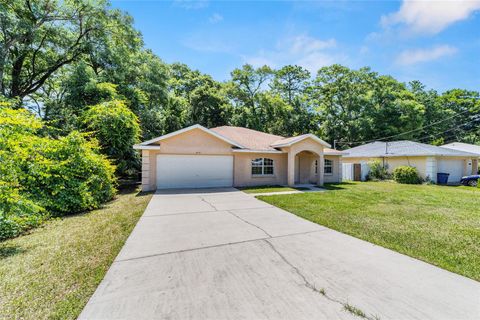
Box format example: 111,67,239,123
288,150,324,187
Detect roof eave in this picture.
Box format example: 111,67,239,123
135,124,245,149
271,134,331,148
133,145,161,150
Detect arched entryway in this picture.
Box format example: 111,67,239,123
295,150,320,184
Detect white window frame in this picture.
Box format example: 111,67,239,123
251,158,274,176
324,159,333,175
315,159,333,175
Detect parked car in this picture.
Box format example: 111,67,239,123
460,175,479,187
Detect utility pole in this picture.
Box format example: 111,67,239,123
333,139,337,150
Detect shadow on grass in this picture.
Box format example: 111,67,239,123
324,181,356,190
0,245,26,259
238,185,284,191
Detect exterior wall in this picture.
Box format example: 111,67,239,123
285,138,325,186
296,153,341,184
425,157,437,182
343,156,475,183
157,128,232,155
140,130,339,190
343,156,429,180
233,153,288,187
324,156,342,183
140,128,234,191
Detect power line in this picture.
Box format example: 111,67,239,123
335,108,476,147
415,117,480,143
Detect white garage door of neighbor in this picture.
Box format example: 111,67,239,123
437,159,464,183
156,155,233,189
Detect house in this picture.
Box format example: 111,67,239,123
133,124,344,190
442,142,480,175
441,142,480,156
342,140,479,183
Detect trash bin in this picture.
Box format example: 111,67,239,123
437,172,450,185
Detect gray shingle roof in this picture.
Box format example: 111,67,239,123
441,142,480,156
343,141,479,158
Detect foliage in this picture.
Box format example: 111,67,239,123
392,166,422,184
82,100,141,176
0,104,116,240
367,160,390,180
0,0,115,99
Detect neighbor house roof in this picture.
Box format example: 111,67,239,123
441,142,480,156
343,141,479,158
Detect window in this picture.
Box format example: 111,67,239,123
252,158,274,176
324,159,333,174
315,159,333,175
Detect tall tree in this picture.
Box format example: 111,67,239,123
0,0,111,101
227,64,273,130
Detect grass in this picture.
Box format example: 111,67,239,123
343,303,367,318
0,187,153,320
258,181,480,281
240,185,310,194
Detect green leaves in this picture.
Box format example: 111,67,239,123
82,99,141,177
0,102,116,240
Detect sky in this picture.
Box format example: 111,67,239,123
111,0,480,92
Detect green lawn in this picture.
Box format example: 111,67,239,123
0,187,153,320
240,185,309,194
258,181,480,281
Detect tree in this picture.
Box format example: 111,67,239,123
271,65,310,105
168,63,231,129
312,65,374,145
270,65,315,135
0,0,112,101
228,64,273,130
82,100,141,177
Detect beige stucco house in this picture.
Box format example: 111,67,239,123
134,124,343,191
343,141,479,184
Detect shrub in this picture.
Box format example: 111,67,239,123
82,100,141,177
392,166,422,184
367,160,390,180
0,104,116,239
23,132,117,214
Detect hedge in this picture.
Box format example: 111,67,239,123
0,105,116,240
392,166,422,184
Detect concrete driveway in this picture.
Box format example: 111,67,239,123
80,188,480,320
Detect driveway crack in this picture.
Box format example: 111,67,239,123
264,239,379,320
199,196,218,211
227,210,272,238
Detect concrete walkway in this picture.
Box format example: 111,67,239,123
80,188,480,320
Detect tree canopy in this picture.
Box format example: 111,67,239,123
1,0,479,157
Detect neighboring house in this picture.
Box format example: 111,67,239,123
342,141,479,184
134,124,343,190
442,142,480,174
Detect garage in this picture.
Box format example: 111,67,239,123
437,159,465,184
156,155,233,189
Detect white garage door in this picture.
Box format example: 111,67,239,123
437,159,464,184
156,155,233,189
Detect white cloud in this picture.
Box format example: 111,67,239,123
244,34,344,72
182,36,233,53
382,0,480,34
395,45,458,65
209,13,223,24
173,0,209,10
289,35,336,54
